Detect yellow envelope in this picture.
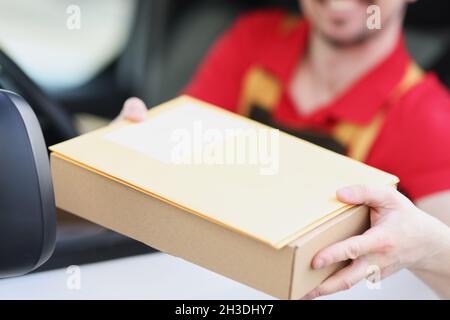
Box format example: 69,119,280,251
50,96,398,249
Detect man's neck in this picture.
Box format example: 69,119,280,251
306,22,403,98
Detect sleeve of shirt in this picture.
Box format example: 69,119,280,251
183,10,282,112
385,76,450,201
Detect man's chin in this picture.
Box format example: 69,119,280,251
318,29,376,48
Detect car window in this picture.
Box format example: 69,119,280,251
0,0,137,92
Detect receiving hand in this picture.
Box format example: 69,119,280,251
303,185,449,299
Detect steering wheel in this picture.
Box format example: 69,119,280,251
0,50,78,278
0,49,78,143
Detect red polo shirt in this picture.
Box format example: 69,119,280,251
185,9,450,201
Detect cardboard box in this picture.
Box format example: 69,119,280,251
50,96,397,299
51,153,369,299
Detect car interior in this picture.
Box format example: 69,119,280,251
0,0,448,272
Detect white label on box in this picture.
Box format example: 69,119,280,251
103,102,253,164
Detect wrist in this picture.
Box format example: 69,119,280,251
409,218,450,273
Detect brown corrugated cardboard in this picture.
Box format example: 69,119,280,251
51,153,370,299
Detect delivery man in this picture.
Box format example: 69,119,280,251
116,0,450,298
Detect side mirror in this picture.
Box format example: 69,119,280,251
0,90,56,277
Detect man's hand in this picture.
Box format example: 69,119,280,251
113,97,148,123
303,185,450,299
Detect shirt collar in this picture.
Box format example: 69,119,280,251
258,18,412,125
327,35,411,124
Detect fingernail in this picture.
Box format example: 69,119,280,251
337,187,353,201
313,258,324,269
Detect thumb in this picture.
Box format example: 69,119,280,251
336,185,400,210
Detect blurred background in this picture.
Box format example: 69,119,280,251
0,0,448,274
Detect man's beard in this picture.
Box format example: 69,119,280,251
317,25,377,48
315,5,405,49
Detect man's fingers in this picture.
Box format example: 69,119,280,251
303,258,369,299
123,97,147,121
312,232,386,269
337,185,399,209
121,97,148,122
